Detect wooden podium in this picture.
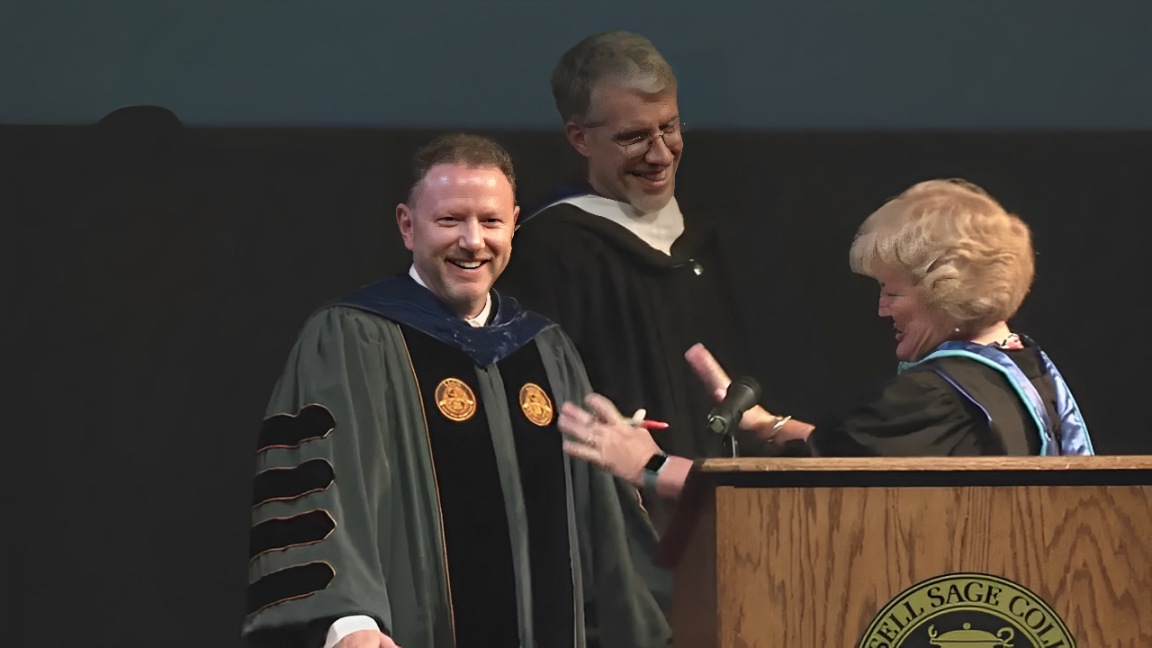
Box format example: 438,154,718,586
655,456,1152,647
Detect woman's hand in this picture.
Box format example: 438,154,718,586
559,393,663,487
685,343,778,437
685,343,814,444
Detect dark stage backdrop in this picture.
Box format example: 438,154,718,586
3,114,1150,648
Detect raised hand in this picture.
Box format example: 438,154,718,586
684,343,779,438
559,393,663,486
684,342,735,403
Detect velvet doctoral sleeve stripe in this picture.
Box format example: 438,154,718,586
250,509,338,560
244,307,406,642
258,404,336,452
252,459,335,507
247,561,337,617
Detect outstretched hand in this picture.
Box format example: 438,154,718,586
559,393,663,487
684,343,779,437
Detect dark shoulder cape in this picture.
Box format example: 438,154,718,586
337,274,551,366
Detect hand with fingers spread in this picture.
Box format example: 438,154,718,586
559,393,663,487
685,343,814,444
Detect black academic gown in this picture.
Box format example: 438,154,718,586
498,201,749,464
809,345,1065,456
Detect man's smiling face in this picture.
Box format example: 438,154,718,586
576,84,682,214
397,163,519,318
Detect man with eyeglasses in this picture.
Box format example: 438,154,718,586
498,31,750,540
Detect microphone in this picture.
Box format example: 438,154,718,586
707,376,762,435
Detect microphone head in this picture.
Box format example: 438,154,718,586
706,376,763,435
729,376,762,401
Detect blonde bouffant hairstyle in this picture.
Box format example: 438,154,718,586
849,179,1035,328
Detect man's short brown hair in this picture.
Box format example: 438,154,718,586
408,134,517,206
551,31,677,126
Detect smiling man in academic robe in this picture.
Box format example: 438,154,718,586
242,134,669,648
496,32,754,536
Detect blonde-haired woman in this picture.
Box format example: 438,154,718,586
559,179,1094,499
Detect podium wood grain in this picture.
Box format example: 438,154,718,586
710,486,1150,647
664,458,1152,648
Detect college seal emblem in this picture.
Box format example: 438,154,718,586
518,383,554,426
859,573,1075,648
434,377,477,422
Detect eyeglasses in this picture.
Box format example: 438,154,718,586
599,122,686,158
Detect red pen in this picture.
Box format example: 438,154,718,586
627,409,669,430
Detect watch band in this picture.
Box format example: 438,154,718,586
642,453,669,491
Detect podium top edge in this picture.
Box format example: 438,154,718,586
697,455,1152,473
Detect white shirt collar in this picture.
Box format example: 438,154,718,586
556,194,685,255
408,264,492,327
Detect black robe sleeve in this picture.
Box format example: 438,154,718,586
809,370,986,456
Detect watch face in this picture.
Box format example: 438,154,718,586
645,453,669,473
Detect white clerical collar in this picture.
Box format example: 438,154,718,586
408,265,492,327
558,194,685,255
